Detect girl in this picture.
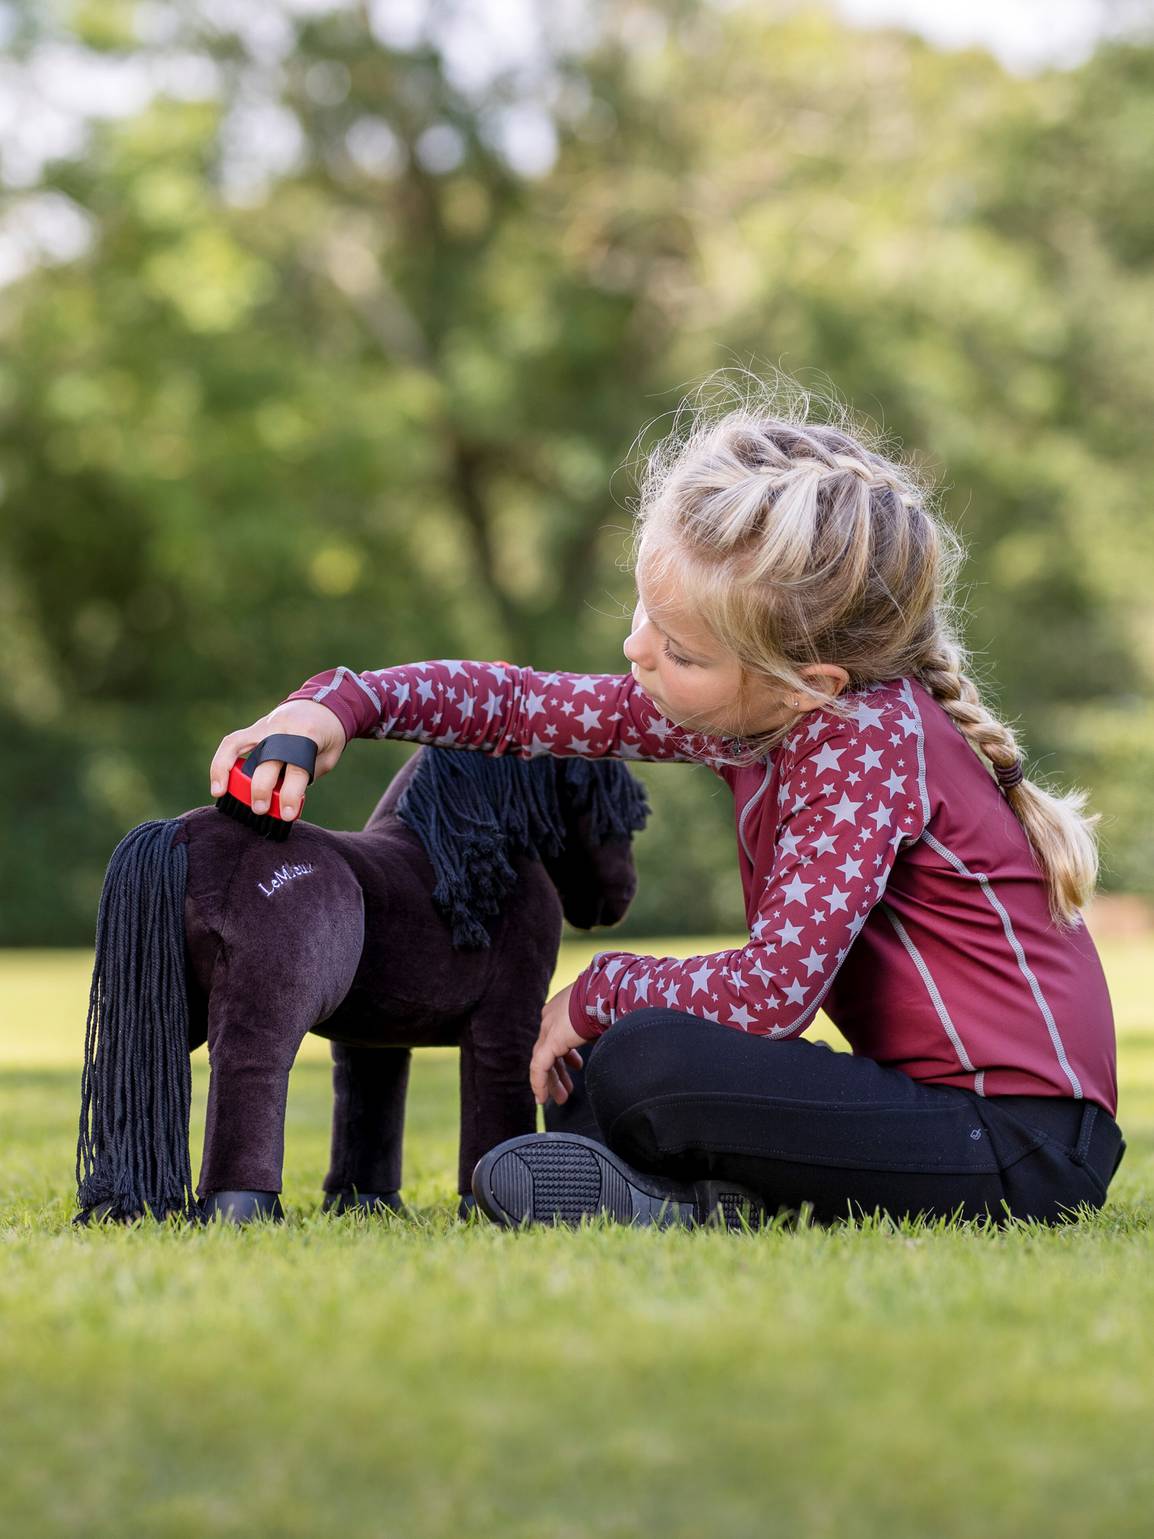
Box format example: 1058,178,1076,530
209,375,1126,1231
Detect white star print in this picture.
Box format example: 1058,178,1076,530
778,828,804,858
781,872,815,906
800,946,827,976
687,960,715,996
811,742,846,775
854,700,886,732
830,792,863,826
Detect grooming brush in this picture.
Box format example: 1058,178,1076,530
214,733,319,841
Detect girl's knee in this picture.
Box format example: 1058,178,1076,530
583,1008,683,1122
584,1007,667,1076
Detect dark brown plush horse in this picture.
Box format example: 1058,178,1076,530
75,745,650,1224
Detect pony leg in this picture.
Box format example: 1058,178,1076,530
455,880,561,1207
197,936,364,1207
457,1007,541,1200
323,1043,412,1209
198,987,318,1204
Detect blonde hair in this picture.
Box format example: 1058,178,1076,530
623,367,1100,929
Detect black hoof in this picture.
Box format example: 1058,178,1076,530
322,1189,407,1216
457,1194,478,1221
201,1190,285,1224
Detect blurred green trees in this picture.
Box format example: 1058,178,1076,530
1,1,1152,943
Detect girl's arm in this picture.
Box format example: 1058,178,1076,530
567,688,930,1040
278,659,741,765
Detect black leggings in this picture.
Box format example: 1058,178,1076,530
544,1009,1126,1227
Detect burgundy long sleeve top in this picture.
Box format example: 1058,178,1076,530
280,660,1118,1116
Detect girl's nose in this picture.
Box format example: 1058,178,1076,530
623,601,650,666
623,623,651,668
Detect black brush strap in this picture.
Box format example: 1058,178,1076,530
241,734,319,784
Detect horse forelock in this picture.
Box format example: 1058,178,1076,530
392,749,650,949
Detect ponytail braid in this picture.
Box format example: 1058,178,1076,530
915,633,1100,930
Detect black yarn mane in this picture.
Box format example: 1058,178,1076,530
76,819,196,1222
394,749,651,949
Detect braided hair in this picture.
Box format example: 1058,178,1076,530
622,367,1099,929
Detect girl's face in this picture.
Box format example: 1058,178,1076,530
622,569,803,739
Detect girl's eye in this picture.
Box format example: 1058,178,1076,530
663,643,692,668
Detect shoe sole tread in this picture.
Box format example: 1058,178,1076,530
472,1133,769,1230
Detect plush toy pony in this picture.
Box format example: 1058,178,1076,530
75,741,650,1224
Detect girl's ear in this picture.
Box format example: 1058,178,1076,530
800,664,850,698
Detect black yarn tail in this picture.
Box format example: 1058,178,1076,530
76,818,196,1223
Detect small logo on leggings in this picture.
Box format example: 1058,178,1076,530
970,1128,983,1140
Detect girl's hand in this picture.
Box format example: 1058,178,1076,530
209,699,348,821
530,981,588,1106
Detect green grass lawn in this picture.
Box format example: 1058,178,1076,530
2,938,1152,1539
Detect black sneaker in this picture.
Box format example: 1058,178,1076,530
471,1132,771,1230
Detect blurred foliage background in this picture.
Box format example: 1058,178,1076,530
1,0,1152,945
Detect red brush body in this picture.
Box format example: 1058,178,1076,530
214,734,318,841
